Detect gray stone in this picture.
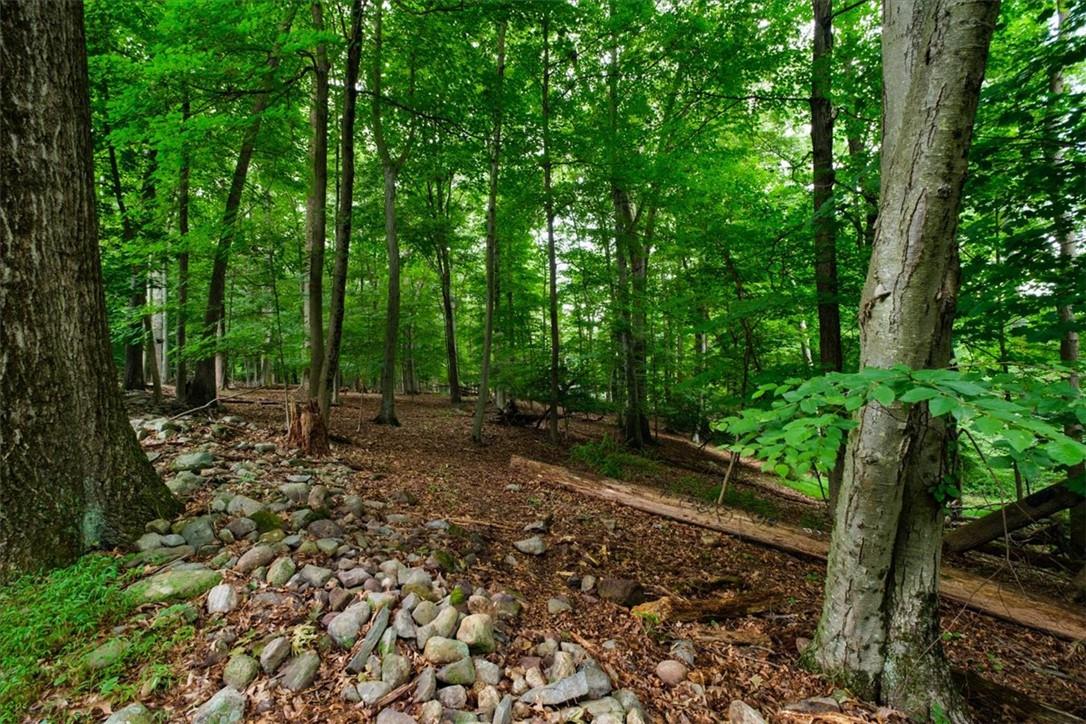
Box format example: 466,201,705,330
597,578,643,607
378,627,398,656
670,639,696,667
437,684,467,709
128,567,221,605
376,709,417,724
280,482,309,503
227,495,264,517
346,606,389,673
222,653,259,689
145,518,171,535
299,564,332,587
727,700,767,724
418,700,442,724
135,533,163,552
519,670,589,706
181,517,216,548
337,567,370,588
266,556,296,586
235,544,276,574
104,702,153,724
356,680,392,706
423,636,468,664
260,637,291,673
412,600,439,626
308,518,342,538
206,584,238,614
392,607,417,639
382,653,411,687
548,651,576,682
582,662,613,699
547,597,572,615
174,451,214,472
328,609,365,649
436,656,475,685
414,666,437,702
430,606,458,637
477,685,501,716
513,536,546,555
315,538,340,555
655,659,687,686
280,651,320,691
782,697,841,715
161,533,187,547
192,687,245,724
83,638,129,670
492,695,513,724
225,518,257,539
455,613,494,654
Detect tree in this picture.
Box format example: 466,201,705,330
305,0,330,400
542,10,561,442
808,1,1000,719
0,0,179,581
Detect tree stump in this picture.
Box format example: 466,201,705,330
287,398,330,455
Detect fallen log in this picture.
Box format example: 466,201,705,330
944,483,1083,554
952,669,1084,723
510,455,1086,641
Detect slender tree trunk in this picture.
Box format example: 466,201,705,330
542,15,561,442
0,0,179,581
375,163,402,425
187,8,295,406
176,99,191,400
305,1,330,399
436,220,462,404
471,20,507,444
318,0,362,424
808,2,999,720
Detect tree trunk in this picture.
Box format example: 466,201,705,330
305,0,329,400
471,20,507,444
808,1,999,720
318,0,362,424
375,162,402,426
439,238,461,404
176,98,191,400
943,482,1084,554
0,0,179,581
187,7,295,406
542,14,561,443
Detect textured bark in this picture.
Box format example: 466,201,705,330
542,14,560,442
176,98,191,400
305,0,330,400
104,134,146,391
809,1,999,720
471,20,507,444
0,0,179,581
425,173,461,403
318,0,362,424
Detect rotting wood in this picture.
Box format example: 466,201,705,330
510,455,1086,641
952,669,1084,724
632,591,784,623
944,482,1084,554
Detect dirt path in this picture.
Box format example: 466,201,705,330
219,391,1086,721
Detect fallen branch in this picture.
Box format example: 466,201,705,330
944,482,1083,554
632,591,784,623
510,455,1086,641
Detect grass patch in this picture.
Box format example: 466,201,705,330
0,554,193,722
570,437,662,480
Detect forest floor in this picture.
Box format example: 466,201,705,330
22,391,1086,723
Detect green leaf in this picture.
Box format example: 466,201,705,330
899,387,939,403
929,396,956,417
871,385,895,407
1001,429,1033,453
1045,438,1086,467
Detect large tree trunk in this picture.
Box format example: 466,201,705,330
187,8,295,406
175,98,191,400
318,0,362,424
808,1,999,720
471,20,507,444
542,14,560,442
305,0,329,400
0,0,179,581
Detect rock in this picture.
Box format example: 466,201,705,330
255,442,277,453
597,578,643,607
782,697,841,715
582,663,613,698
655,659,688,686
475,658,501,686
174,451,214,472
227,495,264,517
727,700,767,724
670,639,696,667
414,666,437,702
104,702,153,724
424,636,469,664
492,695,513,724
548,651,576,682
226,518,257,539
328,609,365,648
437,684,467,709
161,533,187,547
307,484,329,510
299,564,332,587
455,613,495,654
412,600,439,626
477,685,501,716
437,656,475,685
346,606,390,673
206,584,238,614
145,518,172,535
338,567,370,588
192,687,245,724
513,536,547,555
280,651,320,691
181,517,216,548
547,597,572,615
430,606,459,638
376,709,417,724
315,538,340,555
308,518,342,538
492,593,521,619
135,532,163,552
418,700,443,724
382,653,411,687
249,509,284,533
235,544,276,574
280,482,309,504
519,670,589,706
392,607,417,638
222,654,260,689
128,567,221,604
580,575,597,593
260,636,291,673
266,556,296,586
356,681,392,706
83,638,129,670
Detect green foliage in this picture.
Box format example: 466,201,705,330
715,365,1086,505
569,437,661,480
